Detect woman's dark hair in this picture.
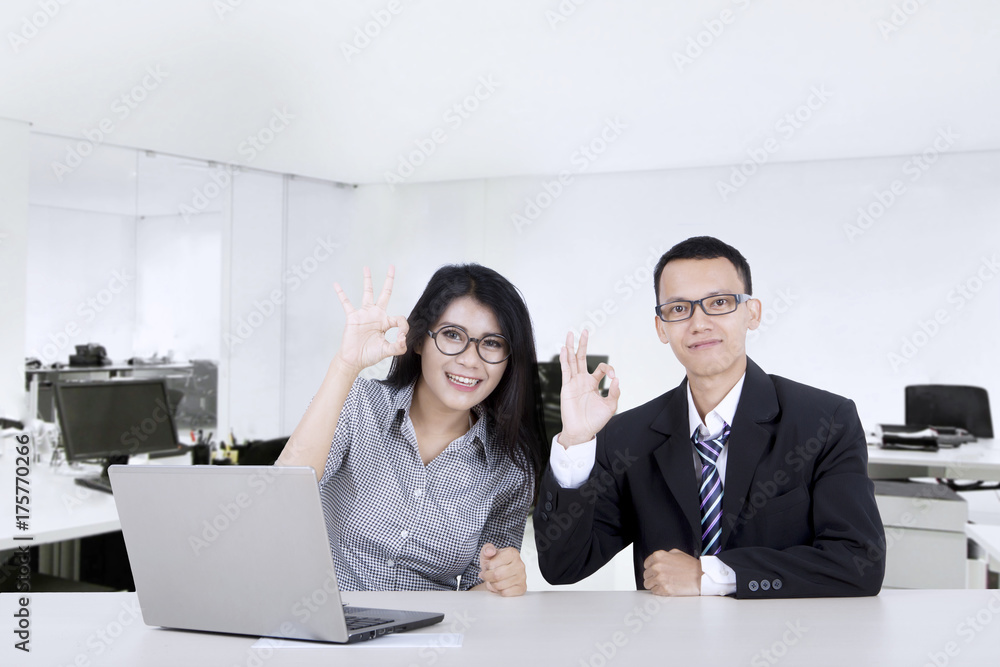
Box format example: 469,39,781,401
383,264,545,485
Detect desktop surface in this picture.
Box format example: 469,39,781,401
2,589,998,666
868,437,1000,481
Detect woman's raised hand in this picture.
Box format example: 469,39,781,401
333,266,409,374
557,329,621,447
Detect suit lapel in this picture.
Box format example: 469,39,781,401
720,358,779,548
650,380,701,544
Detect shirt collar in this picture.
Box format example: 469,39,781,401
686,373,746,442
384,379,494,464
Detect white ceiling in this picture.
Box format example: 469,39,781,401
2,1,998,185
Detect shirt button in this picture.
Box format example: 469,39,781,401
558,461,570,469
575,462,584,469
413,489,424,498
387,559,395,567
400,530,408,539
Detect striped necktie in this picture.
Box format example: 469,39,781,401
694,424,730,556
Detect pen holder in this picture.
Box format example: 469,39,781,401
192,443,211,465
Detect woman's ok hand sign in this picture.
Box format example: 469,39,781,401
333,266,409,374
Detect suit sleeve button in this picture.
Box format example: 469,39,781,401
772,579,782,590
748,580,759,592
760,579,771,591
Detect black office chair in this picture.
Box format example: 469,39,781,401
905,385,993,438
236,437,288,465
906,385,996,491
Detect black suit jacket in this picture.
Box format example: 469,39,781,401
534,358,885,598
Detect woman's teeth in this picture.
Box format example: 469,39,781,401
447,373,480,387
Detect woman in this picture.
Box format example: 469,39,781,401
277,264,544,596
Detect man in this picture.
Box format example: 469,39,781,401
534,236,885,598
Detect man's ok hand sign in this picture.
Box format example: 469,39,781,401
557,329,621,447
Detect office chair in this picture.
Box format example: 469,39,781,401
535,355,609,446
906,385,996,491
905,385,993,438
236,437,288,465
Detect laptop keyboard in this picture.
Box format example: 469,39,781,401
345,615,390,631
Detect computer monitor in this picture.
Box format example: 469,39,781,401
54,379,182,473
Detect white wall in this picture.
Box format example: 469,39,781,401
0,119,29,421
25,205,137,363
134,213,222,359
25,137,224,367
317,149,1000,434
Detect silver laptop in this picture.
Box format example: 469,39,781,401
109,465,444,643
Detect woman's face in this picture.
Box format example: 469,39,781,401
416,295,509,415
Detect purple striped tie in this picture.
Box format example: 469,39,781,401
694,424,730,556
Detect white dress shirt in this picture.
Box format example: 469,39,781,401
549,374,746,596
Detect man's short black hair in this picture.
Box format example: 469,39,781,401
653,236,752,303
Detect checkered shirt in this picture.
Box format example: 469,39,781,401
318,377,533,591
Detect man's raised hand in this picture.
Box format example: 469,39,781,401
557,329,621,447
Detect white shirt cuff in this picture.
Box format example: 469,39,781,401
548,435,597,489
700,556,737,596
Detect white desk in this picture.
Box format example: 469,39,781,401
2,589,999,666
868,437,1000,481
0,453,191,551
0,457,120,552
967,523,1000,567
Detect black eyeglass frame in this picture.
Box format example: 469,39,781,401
426,325,512,364
654,293,753,323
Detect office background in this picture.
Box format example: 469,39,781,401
1,2,999,589
2,0,999,433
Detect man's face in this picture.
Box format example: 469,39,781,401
654,257,761,383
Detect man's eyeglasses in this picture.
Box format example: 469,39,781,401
654,294,752,323
427,325,511,364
